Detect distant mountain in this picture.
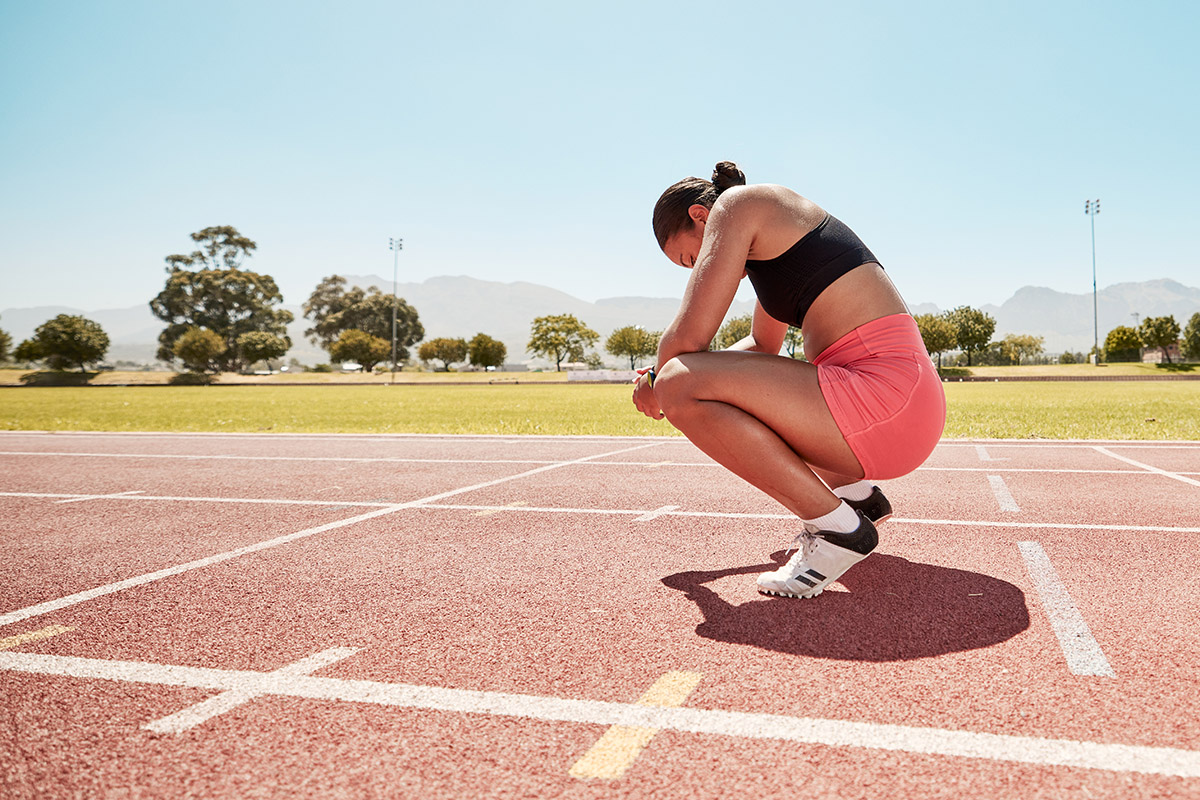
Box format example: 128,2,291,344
4,277,1197,366
977,279,1200,353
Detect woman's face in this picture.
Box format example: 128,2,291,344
661,205,708,268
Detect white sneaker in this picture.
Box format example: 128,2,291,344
756,513,879,599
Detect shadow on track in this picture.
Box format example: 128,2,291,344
661,552,1029,661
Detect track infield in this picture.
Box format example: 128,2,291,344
1,431,1198,799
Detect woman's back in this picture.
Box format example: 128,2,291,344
719,184,908,357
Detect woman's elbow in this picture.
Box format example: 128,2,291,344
658,332,710,363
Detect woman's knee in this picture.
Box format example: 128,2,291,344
653,357,697,418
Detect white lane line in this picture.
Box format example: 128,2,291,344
0,441,663,629
6,432,1200,451
1018,542,1115,678
7,450,1200,476
890,517,1200,533
0,431,681,443
2,650,1193,777
987,475,1021,513
975,445,1006,462
473,501,528,517
635,505,679,522
1093,447,1200,488
0,451,556,466
1,491,398,508
423,505,1200,533
7,490,1200,533
422,504,1200,532
55,490,145,505
939,441,1200,450
145,647,359,734
922,468,1153,475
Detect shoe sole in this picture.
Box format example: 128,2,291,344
759,587,824,599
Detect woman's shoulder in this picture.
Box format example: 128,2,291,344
715,183,816,215
714,184,823,232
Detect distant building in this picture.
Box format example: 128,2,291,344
1142,341,1182,363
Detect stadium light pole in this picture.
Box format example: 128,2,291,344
1084,199,1100,364
388,237,402,384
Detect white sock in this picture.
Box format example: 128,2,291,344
805,501,861,534
834,481,874,502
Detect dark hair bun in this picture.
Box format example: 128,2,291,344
711,161,747,195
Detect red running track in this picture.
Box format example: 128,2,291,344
0,431,1198,799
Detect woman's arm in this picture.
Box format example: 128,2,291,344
723,301,788,355
655,195,758,369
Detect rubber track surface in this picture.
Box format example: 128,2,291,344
1,431,1198,799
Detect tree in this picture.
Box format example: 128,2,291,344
1181,312,1200,361
914,313,956,368
173,327,227,373
999,334,1044,365
1104,325,1142,362
329,330,390,372
605,326,659,369
0,316,11,363
527,314,599,371
150,226,293,372
1138,315,1181,363
165,225,258,270
468,333,507,369
15,314,110,372
302,275,424,362
713,314,753,350
944,306,996,366
418,337,468,371
236,332,290,369
783,326,805,359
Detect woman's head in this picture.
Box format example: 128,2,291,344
651,161,747,255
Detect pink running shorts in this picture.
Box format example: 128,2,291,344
814,313,947,480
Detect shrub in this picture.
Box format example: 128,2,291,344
19,371,96,386
169,371,217,385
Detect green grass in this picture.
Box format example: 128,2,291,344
939,382,1200,439
0,368,570,386
0,385,662,436
962,362,1196,378
2,381,1198,439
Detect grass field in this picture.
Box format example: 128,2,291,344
1,362,1194,386
0,369,571,386
3,381,1199,440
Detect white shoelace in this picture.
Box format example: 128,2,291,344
784,528,818,565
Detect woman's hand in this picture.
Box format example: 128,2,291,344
632,367,664,420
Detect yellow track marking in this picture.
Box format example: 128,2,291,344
0,625,74,651
473,501,529,517
569,671,702,780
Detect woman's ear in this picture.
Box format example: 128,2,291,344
688,204,709,226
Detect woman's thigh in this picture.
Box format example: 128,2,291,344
654,350,863,477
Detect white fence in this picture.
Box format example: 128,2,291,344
566,369,640,382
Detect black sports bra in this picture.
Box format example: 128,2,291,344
743,213,880,327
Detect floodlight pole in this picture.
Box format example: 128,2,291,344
389,237,403,384
1084,199,1100,364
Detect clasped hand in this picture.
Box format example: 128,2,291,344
631,366,665,420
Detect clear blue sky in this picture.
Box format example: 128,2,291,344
2,0,1196,314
